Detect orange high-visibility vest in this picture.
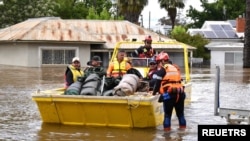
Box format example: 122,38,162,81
159,64,183,94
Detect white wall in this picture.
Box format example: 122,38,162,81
0,43,30,67
210,51,225,68
79,44,91,67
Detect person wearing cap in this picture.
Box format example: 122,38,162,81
131,35,156,58
144,56,158,90
84,56,106,77
146,56,157,80
91,56,102,67
64,57,84,88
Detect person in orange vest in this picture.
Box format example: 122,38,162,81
106,50,132,78
64,57,84,88
150,51,186,132
131,35,156,58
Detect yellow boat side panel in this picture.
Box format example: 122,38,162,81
34,100,60,123
32,82,191,128
32,93,164,128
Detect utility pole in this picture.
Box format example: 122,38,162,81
111,0,118,20
148,11,151,30
140,14,143,27
223,5,227,20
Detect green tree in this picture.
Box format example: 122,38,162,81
87,6,99,19
54,0,87,19
0,0,58,28
186,0,245,28
86,5,114,20
243,0,250,68
171,25,210,59
118,0,148,24
54,0,112,19
0,0,114,28
158,0,185,29
99,7,112,20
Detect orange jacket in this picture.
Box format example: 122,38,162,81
159,64,183,94
106,59,132,78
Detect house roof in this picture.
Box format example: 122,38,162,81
187,20,241,39
0,17,195,50
205,41,243,50
0,17,165,43
0,17,104,43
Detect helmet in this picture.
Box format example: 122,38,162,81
148,56,156,64
156,52,169,61
144,35,152,42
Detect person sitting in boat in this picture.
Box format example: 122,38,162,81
131,35,156,59
64,57,84,88
83,56,106,78
144,56,158,90
106,50,132,78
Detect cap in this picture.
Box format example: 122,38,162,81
149,58,156,64
148,56,156,64
72,57,80,62
91,56,102,62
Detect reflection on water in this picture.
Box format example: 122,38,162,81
38,123,159,141
1,65,250,141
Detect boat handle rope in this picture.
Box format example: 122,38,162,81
126,96,142,109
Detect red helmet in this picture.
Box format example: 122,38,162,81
156,52,169,61
144,35,152,41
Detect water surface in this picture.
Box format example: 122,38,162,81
1,65,249,141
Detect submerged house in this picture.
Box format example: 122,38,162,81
0,17,195,68
187,17,245,68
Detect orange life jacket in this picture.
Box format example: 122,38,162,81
159,64,183,95
111,60,128,77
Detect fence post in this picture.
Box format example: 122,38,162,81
214,66,220,116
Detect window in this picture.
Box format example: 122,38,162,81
225,52,234,64
225,52,243,65
42,49,76,65
234,52,243,65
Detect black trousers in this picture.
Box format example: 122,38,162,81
162,92,186,128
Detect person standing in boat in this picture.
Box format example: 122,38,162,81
106,50,132,78
64,57,84,88
151,51,186,132
131,35,156,58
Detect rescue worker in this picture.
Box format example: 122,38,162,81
131,35,156,58
64,57,84,88
106,50,132,78
151,52,186,132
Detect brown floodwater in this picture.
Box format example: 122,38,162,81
0,65,250,141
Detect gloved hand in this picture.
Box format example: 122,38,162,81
163,92,170,101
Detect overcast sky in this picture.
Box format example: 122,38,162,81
140,0,215,29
